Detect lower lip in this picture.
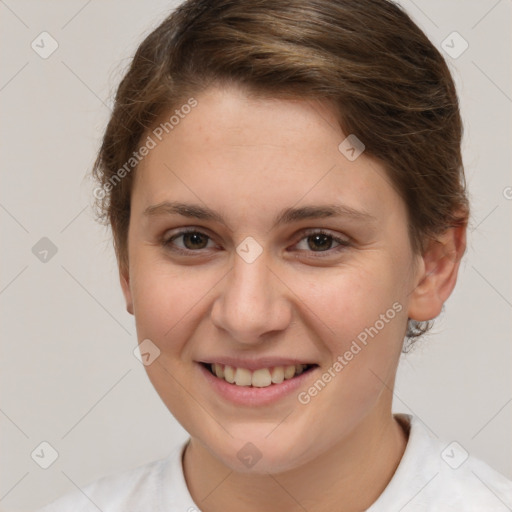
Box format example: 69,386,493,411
197,363,318,406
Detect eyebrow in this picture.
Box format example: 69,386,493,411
143,201,376,229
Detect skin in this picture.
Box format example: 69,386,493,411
120,83,466,511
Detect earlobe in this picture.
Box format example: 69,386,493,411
119,266,134,315
407,225,467,322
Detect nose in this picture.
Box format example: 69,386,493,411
210,251,292,345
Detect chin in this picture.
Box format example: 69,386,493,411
208,427,315,475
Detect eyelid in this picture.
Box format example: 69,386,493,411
163,225,214,239
298,228,350,244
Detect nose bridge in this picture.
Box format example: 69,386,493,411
211,251,290,342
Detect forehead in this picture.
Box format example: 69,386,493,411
132,85,405,228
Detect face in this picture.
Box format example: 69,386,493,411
121,84,424,474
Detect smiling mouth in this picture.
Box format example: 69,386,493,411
201,362,317,388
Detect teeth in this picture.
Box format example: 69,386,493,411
213,363,224,378
224,365,235,383
284,365,296,379
295,364,304,376
252,368,272,387
271,366,284,384
209,363,312,387
234,367,252,386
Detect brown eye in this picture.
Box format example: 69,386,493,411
181,232,209,250
307,233,334,251
294,230,350,255
163,230,215,253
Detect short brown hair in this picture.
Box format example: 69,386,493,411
92,0,469,343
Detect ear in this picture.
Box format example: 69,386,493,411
407,224,467,322
119,264,134,315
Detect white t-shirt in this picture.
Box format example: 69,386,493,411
36,414,512,511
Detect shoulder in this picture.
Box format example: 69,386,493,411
369,414,512,511
35,442,190,512
430,445,512,511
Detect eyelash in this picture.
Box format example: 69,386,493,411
162,228,351,257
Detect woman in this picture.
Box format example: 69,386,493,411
38,0,512,510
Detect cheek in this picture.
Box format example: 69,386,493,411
130,261,203,343
292,265,407,428
296,259,407,348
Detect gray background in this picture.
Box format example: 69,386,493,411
0,1,511,510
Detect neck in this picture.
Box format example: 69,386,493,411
182,407,408,512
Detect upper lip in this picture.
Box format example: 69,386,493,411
198,357,317,371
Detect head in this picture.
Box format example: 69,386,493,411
93,0,468,473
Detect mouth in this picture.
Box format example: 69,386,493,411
200,362,318,388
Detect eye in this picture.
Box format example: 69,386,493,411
163,229,216,253
162,228,351,257
293,230,350,254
